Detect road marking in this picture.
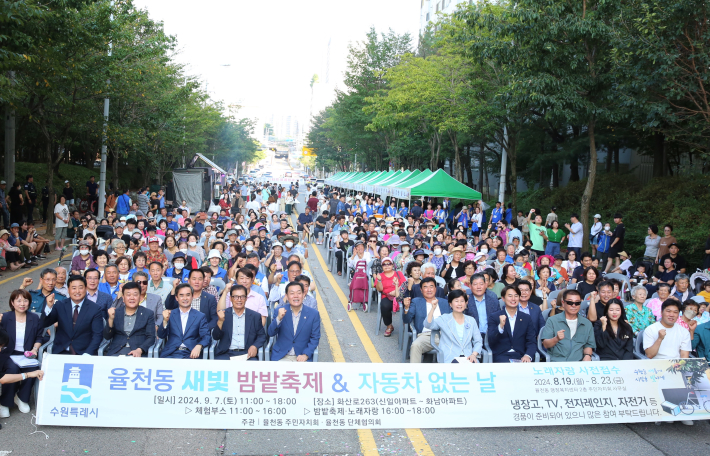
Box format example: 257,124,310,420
405,429,435,456
301,247,379,456
309,243,435,455
309,245,383,363
301,259,345,363
0,258,57,287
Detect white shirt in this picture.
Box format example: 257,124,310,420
421,299,442,334
643,322,691,359
566,318,578,339
179,308,191,348
590,221,603,237
15,321,26,352
54,203,69,227
568,222,584,248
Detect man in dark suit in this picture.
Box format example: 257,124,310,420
487,284,537,362
213,284,266,360
103,282,156,357
158,283,210,359
465,273,501,337
267,282,320,362
84,268,114,321
518,281,546,336
164,268,217,329
403,277,452,363
41,275,103,355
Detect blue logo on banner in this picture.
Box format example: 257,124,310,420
60,364,94,404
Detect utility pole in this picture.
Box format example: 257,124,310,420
4,71,15,185
497,125,508,204
98,3,113,218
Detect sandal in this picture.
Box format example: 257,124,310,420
384,325,393,337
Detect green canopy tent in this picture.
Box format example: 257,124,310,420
404,169,482,200
388,169,432,199
362,171,396,194
379,170,421,197
374,171,409,196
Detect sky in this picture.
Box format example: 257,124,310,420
133,0,421,135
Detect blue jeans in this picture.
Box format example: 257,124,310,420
0,207,9,228
545,242,561,257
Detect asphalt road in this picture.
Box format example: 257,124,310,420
0,160,709,455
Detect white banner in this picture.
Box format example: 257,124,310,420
36,356,710,429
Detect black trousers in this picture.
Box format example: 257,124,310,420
380,296,394,326
0,353,40,407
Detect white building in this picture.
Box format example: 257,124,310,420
419,0,473,35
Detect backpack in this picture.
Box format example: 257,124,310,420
349,260,369,304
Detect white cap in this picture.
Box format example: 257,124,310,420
65,180,70,184
207,249,222,260
594,214,602,219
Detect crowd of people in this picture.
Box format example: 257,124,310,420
0,177,709,427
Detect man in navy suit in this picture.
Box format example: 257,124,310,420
103,283,156,357
213,284,266,360
267,282,320,362
164,268,218,329
487,284,537,362
158,283,210,359
41,275,103,355
403,277,452,363
466,273,501,337
84,268,114,321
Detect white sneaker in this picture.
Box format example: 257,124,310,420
681,420,694,426
0,405,9,418
14,395,30,413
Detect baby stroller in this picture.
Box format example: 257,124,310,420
348,259,370,312
690,270,710,294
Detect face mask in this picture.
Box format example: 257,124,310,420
179,248,188,254
604,225,611,231
246,245,254,252
434,248,442,255
285,241,294,248
174,262,184,270
466,254,476,261
80,249,89,255
402,247,410,253
480,248,488,254
684,310,697,319
188,241,197,247
516,262,523,267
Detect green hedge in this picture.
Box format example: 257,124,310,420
513,173,710,269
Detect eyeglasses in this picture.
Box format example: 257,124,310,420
136,280,148,286
231,295,247,300
564,300,582,306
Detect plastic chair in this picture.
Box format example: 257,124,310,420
633,330,649,359
499,298,505,310
547,289,560,303
567,282,578,290
148,338,164,358
402,322,438,363
542,308,552,321
604,272,632,299
537,327,549,362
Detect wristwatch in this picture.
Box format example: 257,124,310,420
22,373,27,380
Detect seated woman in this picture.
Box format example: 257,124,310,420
576,267,601,300
625,285,655,335
423,290,482,363
0,290,44,418
593,299,634,360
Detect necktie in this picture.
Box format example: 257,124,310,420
70,305,79,355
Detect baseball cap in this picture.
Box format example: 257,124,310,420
64,180,70,184
135,211,144,216
668,242,679,249
115,222,125,228
119,216,127,221
147,236,160,243
10,223,19,228
207,249,222,260
0,181,5,185
593,214,601,219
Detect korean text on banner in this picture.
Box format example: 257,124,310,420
36,356,710,429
